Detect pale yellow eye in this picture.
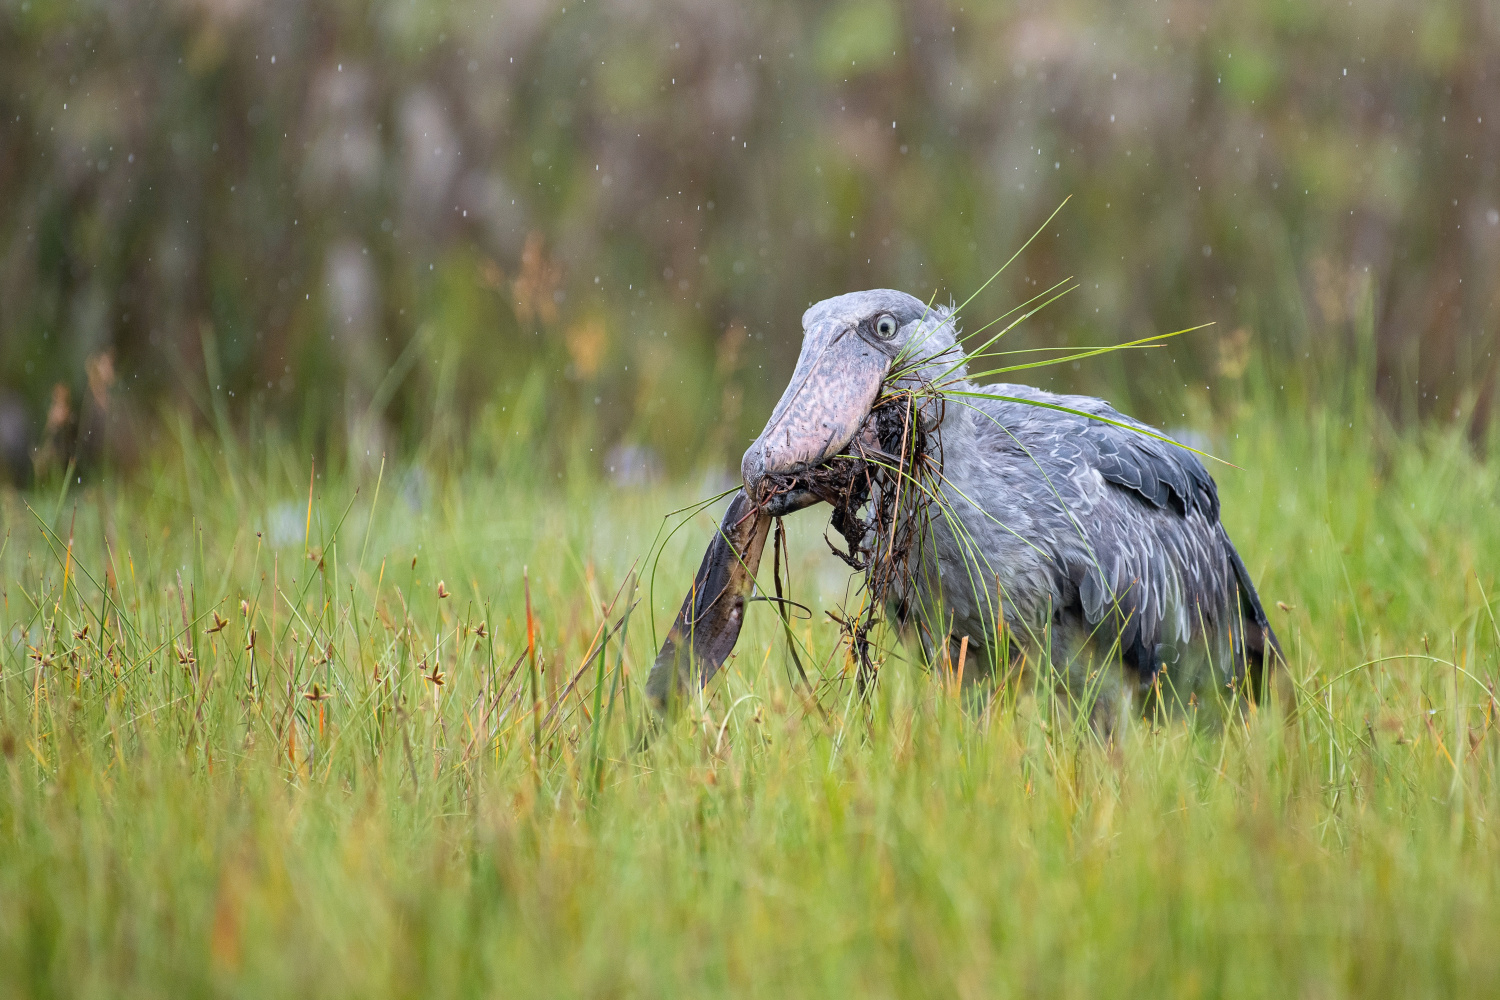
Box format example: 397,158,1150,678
875,314,898,339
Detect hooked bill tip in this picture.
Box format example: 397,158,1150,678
741,315,892,496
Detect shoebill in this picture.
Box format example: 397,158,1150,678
646,288,1289,728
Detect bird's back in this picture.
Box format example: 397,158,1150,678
915,381,1282,712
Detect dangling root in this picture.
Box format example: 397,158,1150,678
646,383,949,715
752,388,948,693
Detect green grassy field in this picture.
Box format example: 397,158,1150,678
2,397,1498,999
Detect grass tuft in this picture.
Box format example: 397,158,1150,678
1,396,1498,997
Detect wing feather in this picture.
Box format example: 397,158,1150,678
965,384,1270,686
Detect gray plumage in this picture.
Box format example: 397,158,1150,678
649,288,1285,721
756,289,1283,715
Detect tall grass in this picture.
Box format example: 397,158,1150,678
2,391,1498,998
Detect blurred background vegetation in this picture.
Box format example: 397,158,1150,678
2,0,1498,484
